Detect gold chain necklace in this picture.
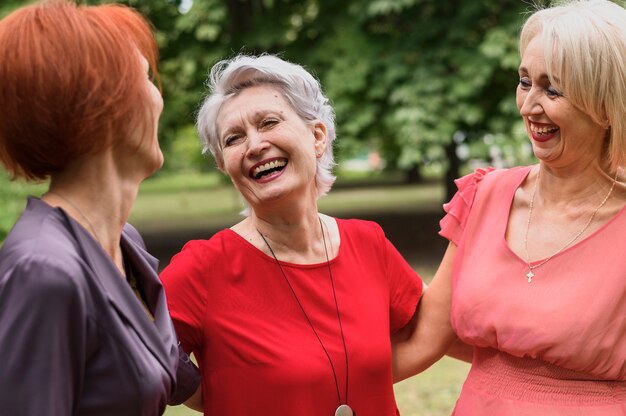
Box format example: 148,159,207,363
45,191,103,248
523,166,618,283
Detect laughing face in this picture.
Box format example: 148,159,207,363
516,35,607,169
217,84,326,210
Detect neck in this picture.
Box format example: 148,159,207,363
44,158,141,273
254,213,322,254
248,188,323,250
536,163,618,207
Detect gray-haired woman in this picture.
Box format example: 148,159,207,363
160,54,424,416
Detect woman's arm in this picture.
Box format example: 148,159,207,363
169,345,202,406
392,242,458,382
183,385,203,412
0,258,86,413
446,338,473,363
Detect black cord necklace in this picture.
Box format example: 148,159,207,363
257,217,354,416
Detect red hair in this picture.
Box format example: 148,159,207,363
0,0,160,180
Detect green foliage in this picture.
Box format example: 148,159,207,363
0,0,34,18
164,125,215,173
0,172,46,244
133,0,532,178
1,0,534,182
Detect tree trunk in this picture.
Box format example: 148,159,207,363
404,164,423,184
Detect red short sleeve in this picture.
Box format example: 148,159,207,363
380,228,424,334
160,241,210,354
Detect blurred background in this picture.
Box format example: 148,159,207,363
0,0,541,414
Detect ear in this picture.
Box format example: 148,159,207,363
312,122,328,158
216,157,226,172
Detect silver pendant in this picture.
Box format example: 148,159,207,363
335,404,354,416
526,270,534,283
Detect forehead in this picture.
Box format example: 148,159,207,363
218,84,292,123
520,36,546,70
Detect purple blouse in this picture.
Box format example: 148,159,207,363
0,197,199,415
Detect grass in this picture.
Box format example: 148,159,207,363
394,358,469,415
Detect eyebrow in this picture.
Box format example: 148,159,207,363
518,67,561,83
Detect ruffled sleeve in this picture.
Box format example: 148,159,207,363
439,167,495,245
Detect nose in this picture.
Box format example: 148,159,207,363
245,130,269,158
518,87,543,117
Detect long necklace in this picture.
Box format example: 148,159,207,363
257,217,354,416
523,166,618,282
45,191,103,247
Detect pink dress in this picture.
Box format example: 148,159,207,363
440,166,626,415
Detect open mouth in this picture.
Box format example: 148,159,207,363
251,158,288,180
530,125,559,136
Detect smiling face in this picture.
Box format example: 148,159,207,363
217,84,327,210
516,35,607,169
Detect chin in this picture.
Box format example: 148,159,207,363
141,152,164,180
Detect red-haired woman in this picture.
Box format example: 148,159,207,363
0,1,199,414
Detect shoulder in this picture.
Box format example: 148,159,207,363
1,198,84,273
159,230,243,314
0,238,87,310
0,198,95,297
335,217,384,237
171,229,236,261
470,166,530,205
449,166,529,204
334,217,387,250
440,166,530,244
477,166,528,188
160,229,238,278
4,253,83,293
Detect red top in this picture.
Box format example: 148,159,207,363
160,218,422,416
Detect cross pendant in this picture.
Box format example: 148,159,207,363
526,270,534,283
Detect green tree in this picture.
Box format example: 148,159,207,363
2,0,533,197
303,0,530,198
148,0,531,198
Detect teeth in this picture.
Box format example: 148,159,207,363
253,159,287,177
531,125,558,134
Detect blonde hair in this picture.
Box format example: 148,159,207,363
520,0,626,169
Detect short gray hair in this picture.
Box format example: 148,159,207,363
197,54,337,197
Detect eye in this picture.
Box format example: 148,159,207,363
546,86,564,98
518,77,531,89
260,117,279,129
223,134,244,147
